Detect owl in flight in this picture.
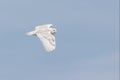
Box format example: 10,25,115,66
27,24,57,52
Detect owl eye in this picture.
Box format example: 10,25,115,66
53,29,56,32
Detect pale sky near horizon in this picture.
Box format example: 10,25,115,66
0,0,119,80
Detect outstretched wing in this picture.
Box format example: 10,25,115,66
35,24,52,30
36,28,56,52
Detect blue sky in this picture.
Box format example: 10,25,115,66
0,0,119,80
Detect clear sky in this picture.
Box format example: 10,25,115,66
0,0,119,80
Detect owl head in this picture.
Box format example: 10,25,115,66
51,28,57,35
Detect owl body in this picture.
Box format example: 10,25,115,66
27,24,57,52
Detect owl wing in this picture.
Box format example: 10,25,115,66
35,24,52,30
36,28,56,52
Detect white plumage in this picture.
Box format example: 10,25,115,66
27,24,57,52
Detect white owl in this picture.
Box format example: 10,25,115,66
27,24,57,52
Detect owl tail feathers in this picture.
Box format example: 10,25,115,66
26,31,36,36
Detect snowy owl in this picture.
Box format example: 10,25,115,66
27,24,57,52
